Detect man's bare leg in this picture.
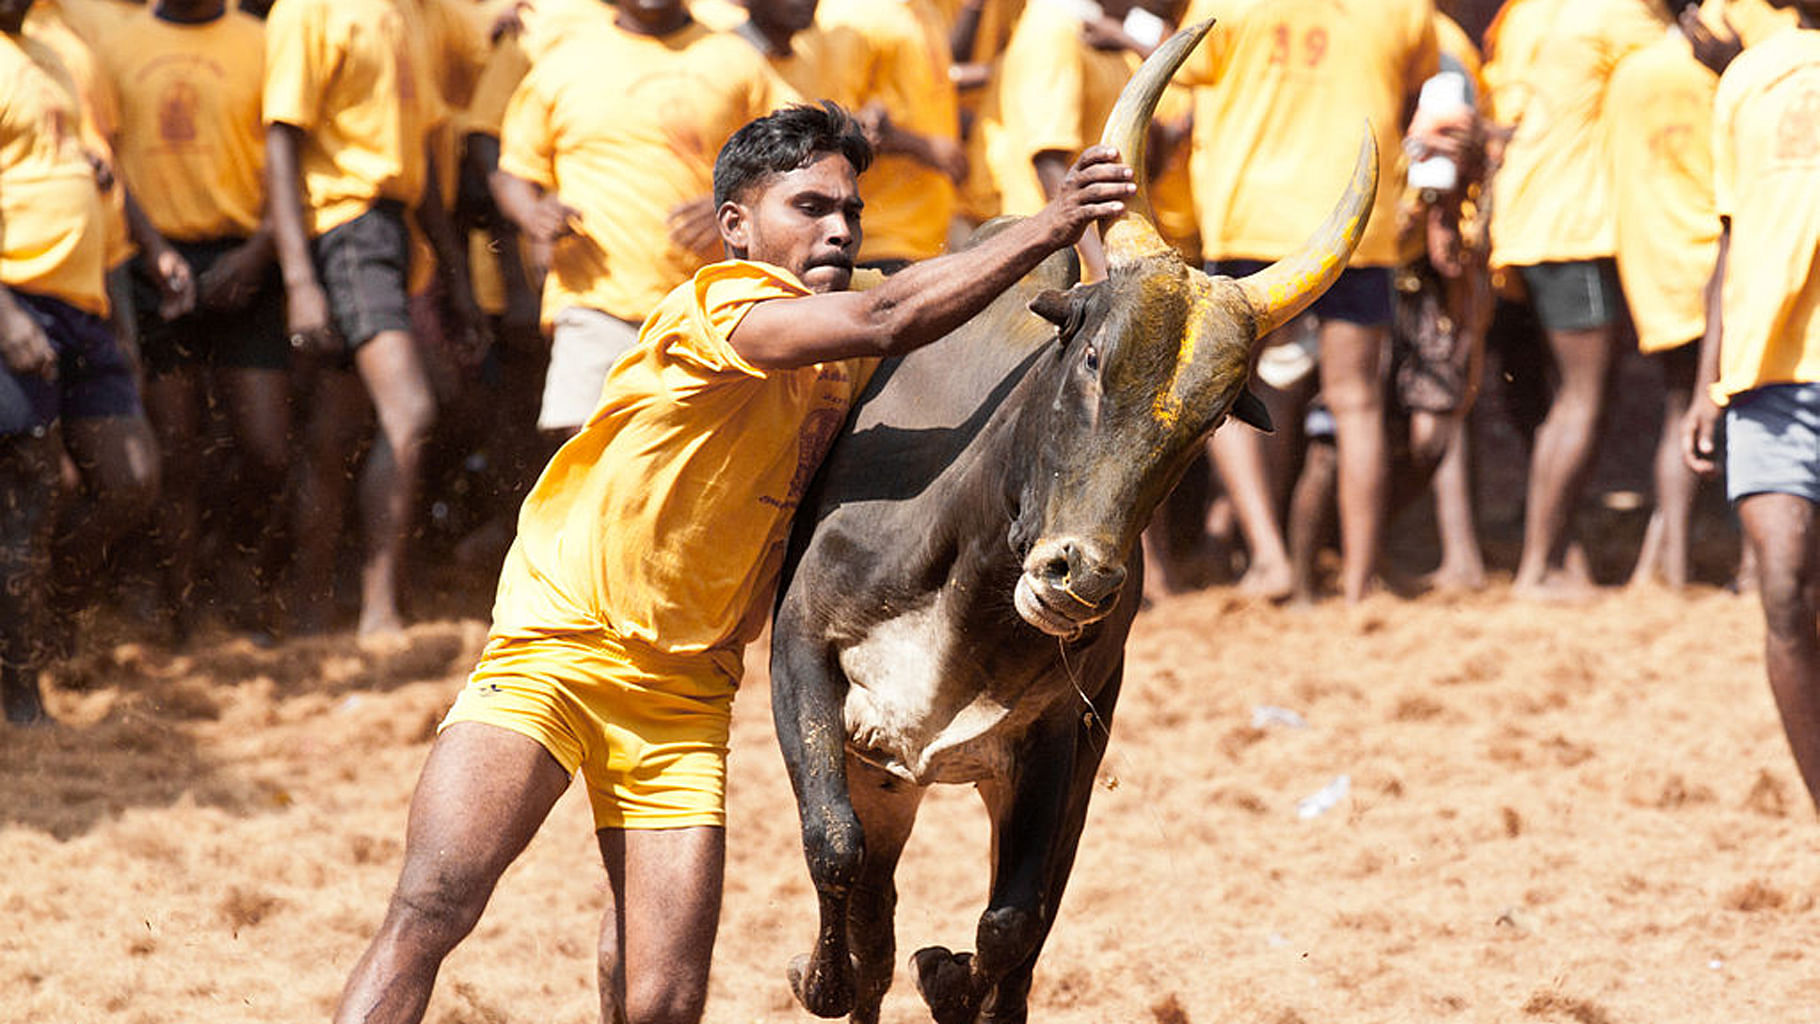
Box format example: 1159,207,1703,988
352,329,436,641
290,364,369,635
1513,324,1617,598
49,414,161,638
334,722,573,1024
1208,423,1293,600
596,826,725,1024
1628,347,1700,589
217,366,294,627
1319,321,1390,603
1286,438,1337,603
0,433,60,725
1426,421,1486,591
141,369,205,638
1736,493,1820,813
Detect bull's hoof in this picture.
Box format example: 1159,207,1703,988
788,952,857,1019
911,946,978,1024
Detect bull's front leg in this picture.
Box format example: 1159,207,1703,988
770,621,864,1019
914,665,1124,1024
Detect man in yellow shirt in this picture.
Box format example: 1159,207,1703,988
492,0,774,439
1178,0,1439,604
96,0,288,639
0,0,158,724
818,0,968,269
1685,0,1820,813
264,0,481,641
332,102,1135,1024
1489,0,1666,599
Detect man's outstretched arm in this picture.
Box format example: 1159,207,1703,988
729,146,1134,370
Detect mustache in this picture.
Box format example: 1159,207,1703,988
806,253,854,273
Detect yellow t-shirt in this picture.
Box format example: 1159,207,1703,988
1488,0,1667,268
1608,31,1717,353
262,0,445,238
979,3,1131,217
1710,27,1820,404
1177,0,1439,269
692,0,871,110
96,7,266,242
818,0,960,263
1482,0,1567,127
0,32,109,314
49,0,139,47
498,19,772,326
1718,0,1800,48
487,259,877,684
26,2,131,270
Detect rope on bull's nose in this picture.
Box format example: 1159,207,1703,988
1057,637,1110,755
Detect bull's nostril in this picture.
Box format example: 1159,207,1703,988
1038,554,1070,585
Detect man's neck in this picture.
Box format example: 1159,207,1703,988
155,0,225,22
616,7,691,37
737,16,794,58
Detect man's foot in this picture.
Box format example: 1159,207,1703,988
1424,559,1487,594
356,609,410,653
1236,558,1294,602
1511,570,1600,604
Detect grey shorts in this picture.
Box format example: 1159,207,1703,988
1516,259,1623,333
312,200,413,350
1726,382,1820,504
538,306,641,431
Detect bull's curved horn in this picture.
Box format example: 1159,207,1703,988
1235,127,1380,337
1098,18,1214,265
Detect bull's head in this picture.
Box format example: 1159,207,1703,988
1009,19,1377,638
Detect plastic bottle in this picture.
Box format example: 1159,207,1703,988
1406,71,1469,193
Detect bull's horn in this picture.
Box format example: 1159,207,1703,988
1235,127,1379,337
1098,18,1214,265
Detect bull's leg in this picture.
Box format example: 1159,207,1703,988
843,756,926,1024
770,630,865,1019
913,667,1124,1024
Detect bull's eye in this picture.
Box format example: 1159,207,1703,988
1083,343,1099,372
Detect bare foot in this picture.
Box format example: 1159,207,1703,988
1424,560,1487,594
1237,559,1294,602
1511,570,1601,604
356,613,410,654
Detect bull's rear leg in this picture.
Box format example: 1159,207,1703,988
916,666,1124,1024
843,755,926,1024
771,630,864,1019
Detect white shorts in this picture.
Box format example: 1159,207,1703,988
538,306,641,431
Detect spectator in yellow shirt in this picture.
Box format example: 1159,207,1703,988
1488,0,1666,600
332,102,1136,1024
491,0,775,438
1685,0,1820,813
0,0,158,725
1178,0,1438,604
264,0,484,641
97,0,289,640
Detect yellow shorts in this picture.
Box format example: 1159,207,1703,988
441,632,736,830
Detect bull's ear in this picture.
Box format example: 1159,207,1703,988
1028,289,1074,328
1232,390,1273,433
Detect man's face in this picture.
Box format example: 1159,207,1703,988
616,0,685,30
722,153,862,294
749,0,819,34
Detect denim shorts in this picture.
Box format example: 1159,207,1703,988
1516,259,1623,333
1726,382,1820,504
0,291,142,437
311,200,413,349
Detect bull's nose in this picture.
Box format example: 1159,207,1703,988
1027,539,1127,609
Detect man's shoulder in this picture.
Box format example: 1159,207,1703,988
1717,29,1818,104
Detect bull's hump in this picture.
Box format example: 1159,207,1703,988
838,591,1013,785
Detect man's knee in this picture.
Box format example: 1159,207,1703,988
383,859,495,949
623,977,708,1024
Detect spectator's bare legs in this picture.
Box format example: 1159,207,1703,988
291,362,369,634
1319,320,1390,603
217,366,293,616
1208,403,1294,600
0,434,60,725
1426,421,1486,590
1628,345,1699,589
333,722,572,1024
1735,492,1820,813
141,368,205,635
1287,437,1337,602
1514,324,1618,597
50,414,161,613
352,329,436,641
596,827,725,1024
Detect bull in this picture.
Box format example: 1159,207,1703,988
768,21,1377,1023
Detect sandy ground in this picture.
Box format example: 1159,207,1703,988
4,574,1818,1024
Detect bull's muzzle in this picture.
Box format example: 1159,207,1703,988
1015,538,1126,638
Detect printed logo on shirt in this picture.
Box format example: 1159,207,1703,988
158,82,200,145
1774,85,1820,165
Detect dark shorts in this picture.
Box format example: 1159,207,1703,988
1391,259,1474,414
1206,259,1394,328
312,200,413,349
1516,259,1623,333
133,237,288,376
1726,382,1820,505
0,291,142,438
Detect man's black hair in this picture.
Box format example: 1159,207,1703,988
712,101,874,207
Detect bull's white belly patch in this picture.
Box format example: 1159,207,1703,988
838,592,1011,785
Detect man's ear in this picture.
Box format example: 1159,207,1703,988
716,200,749,255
